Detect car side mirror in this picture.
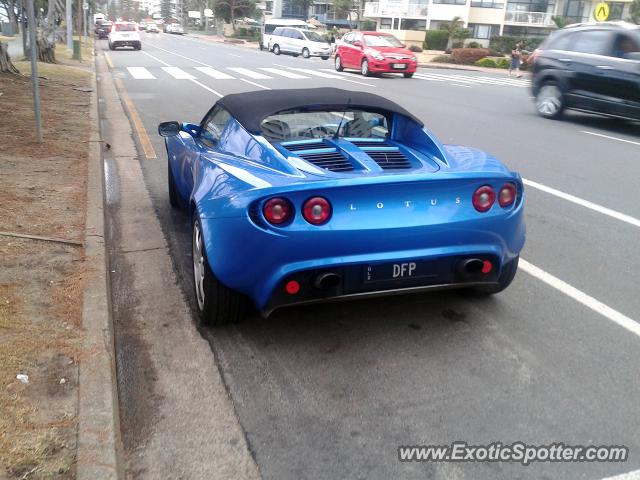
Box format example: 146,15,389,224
353,40,362,47
624,52,640,61
400,43,406,48
158,121,181,137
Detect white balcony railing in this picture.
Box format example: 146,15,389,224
364,1,429,18
503,11,555,26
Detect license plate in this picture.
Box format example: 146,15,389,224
364,261,437,283
392,63,407,69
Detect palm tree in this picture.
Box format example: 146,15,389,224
442,16,465,51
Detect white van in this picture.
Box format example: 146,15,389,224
260,18,310,51
269,27,332,59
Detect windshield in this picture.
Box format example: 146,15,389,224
304,31,327,43
115,23,136,31
364,34,403,47
260,110,389,143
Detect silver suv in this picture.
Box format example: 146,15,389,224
269,27,332,60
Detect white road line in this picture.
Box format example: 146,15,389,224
412,74,445,82
582,131,640,147
162,66,195,79
260,67,309,79
287,67,376,87
240,78,271,90
228,67,272,79
228,53,242,58
452,83,471,88
195,66,235,79
523,178,640,228
141,50,171,67
601,469,640,480
145,43,211,66
127,66,156,79
520,259,640,338
189,79,223,98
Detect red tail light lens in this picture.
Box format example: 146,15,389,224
498,183,517,208
302,197,332,225
263,197,293,225
472,186,496,212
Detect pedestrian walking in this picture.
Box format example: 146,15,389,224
509,42,523,77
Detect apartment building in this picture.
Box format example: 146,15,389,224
362,0,635,46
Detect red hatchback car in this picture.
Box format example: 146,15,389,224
335,31,418,78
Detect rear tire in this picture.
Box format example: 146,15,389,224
473,256,519,295
273,44,280,55
361,59,370,77
403,72,414,78
192,216,246,326
302,48,310,58
321,56,329,60
535,81,564,119
168,161,180,209
335,55,343,71
135,42,141,50
108,41,114,50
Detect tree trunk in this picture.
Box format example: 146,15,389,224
0,42,20,73
6,0,19,33
37,34,56,63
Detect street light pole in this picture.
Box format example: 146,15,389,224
26,0,43,143
66,0,73,51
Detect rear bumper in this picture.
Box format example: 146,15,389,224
200,206,525,310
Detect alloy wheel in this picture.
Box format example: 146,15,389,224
193,221,206,311
536,84,563,117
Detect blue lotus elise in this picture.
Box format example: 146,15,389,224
159,88,525,325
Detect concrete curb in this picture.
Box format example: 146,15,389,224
76,54,123,480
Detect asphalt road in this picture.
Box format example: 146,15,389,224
101,31,640,480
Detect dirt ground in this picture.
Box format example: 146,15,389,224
0,46,92,479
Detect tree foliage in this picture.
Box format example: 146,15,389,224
332,0,353,18
629,0,640,24
214,0,256,25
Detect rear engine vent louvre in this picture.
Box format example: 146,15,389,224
298,151,354,172
349,139,392,148
367,150,412,170
282,141,327,152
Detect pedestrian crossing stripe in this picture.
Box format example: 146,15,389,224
162,66,195,79
260,68,309,79
127,66,156,79
227,67,272,80
195,66,235,79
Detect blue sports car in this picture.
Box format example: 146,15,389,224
159,88,525,325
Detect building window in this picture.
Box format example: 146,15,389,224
400,19,427,30
380,17,392,28
608,2,625,20
502,25,553,37
471,0,504,7
468,23,500,38
432,0,466,5
506,0,554,12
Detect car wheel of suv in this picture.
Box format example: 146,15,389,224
135,42,141,50
335,55,343,71
259,43,264,51
302,48,310,58
273,44,280,55
403,72,414,78
535,82,564,119
321,56,329,60
361,59,370,77
472,256,519,295
192,216,246,326
108,41,114,50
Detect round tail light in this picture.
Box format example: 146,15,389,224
498,183,517,208
263,197,293,225
302,197,332,225
472,186,496,212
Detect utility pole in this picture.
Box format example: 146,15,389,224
26,0,43,143
66,0,72,51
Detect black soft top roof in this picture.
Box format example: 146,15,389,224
215,87,424,134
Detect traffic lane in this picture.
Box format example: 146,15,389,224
522,188,640,317
204,271,640,480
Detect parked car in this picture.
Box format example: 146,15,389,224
108,22,141,50
166,23,184,34
335,31,418,78
269,27,332,59
147,23,160,33
95,21,113,39
260,18,310,51
531,22,640,121
157,88,525,325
